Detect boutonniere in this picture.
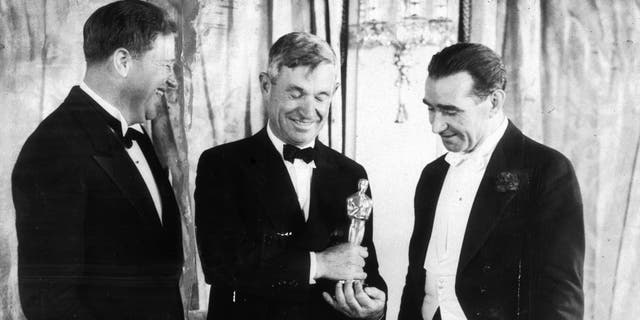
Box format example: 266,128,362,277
496,171,519,192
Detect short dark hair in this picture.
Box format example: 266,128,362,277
428,43,507,99
83,0,177,64
267,32,337,83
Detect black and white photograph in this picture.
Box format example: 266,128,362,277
0,0,638,319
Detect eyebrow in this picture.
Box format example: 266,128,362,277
422,98,463,112
286,85,305,93
286,85,331,97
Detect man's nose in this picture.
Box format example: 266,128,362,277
166,72,177,90
299,96,317,117
430,112,447,134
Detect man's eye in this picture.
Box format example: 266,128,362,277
155,61,174,72
427,106,435,112
290,91,303,99
443,110,458,116
315,95,328,102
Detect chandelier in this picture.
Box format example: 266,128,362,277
351,0,456,123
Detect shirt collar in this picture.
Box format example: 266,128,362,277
79,81,143,135
445,116,508,167
266,121,316,168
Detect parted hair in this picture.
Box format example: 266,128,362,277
428,43,507,99
267,32,337,83
83,0,177,64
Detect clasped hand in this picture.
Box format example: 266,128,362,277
323,280,386,319
316,243,368,280
316,243,385,319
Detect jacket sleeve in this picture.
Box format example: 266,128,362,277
194,149,311,301
529,153,584,319
12,136,98,320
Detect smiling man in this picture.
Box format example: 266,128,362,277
398,43,584,320
12,1,183,319
195,32,387,320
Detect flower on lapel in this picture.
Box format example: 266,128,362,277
496,171,519,192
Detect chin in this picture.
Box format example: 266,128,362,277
444,144,463,153
284,129,316,144
287,135,314,146
145,106,162,121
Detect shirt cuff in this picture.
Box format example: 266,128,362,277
309,251,317,284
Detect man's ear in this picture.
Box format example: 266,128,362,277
489,89,505,114
112,48,132,78
259,72,272,96
333,82,341,94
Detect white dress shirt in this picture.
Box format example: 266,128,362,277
422,117,508,320
266,123,318,284
80,82,163,224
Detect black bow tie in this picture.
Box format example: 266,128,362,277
283,144,315,164
97,106,150,150
123,128,146,149
101,113,145,149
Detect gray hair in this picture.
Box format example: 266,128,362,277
266,32,338,83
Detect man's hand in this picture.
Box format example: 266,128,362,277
316,243,368,280
323,280,386,319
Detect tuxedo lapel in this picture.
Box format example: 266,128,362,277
92,154,163,227
66,87,164,230
247,130,305,231
414,158,449,266
302,142,344,250
137,126,180,234
457,122,524,272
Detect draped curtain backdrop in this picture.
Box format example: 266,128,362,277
0,0,346,319
2,0,639,319
494,0,640,319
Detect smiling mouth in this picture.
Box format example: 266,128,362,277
290,118,317,127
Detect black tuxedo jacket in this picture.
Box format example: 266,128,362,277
12,87,184,319
195,129,387,320
398,122,584,320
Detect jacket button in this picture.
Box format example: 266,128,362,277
482,264,492,273
480,287,487,294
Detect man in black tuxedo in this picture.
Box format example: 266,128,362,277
12,1,183,319
195,32,387,320
398,43,584,320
